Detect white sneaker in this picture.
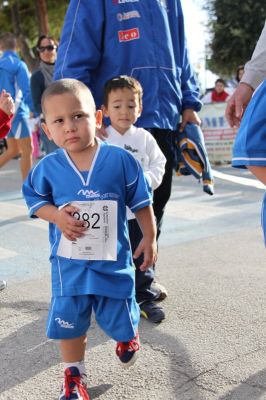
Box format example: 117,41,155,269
0,280,7,291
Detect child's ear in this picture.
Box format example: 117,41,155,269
41,122,53,141
101,104,109,118
138,104,143,117
95,109,103,129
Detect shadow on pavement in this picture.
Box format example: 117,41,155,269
219,369,266,400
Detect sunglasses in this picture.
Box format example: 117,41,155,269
38,45,57,53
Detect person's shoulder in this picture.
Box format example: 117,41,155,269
30,68,44,83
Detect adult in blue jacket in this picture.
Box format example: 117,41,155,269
0,32,34,181
54,0,202,320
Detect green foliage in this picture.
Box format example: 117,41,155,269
0,0,69,47
205,0,266,76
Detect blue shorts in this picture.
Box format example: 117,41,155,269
46,295,140,342
7,114,31,139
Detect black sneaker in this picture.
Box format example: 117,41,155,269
140,301,165,323
116,333,140,368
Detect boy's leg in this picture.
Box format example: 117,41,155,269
93,295,140,368
128,219,165,323
0,137,19,168
46,296,91,400
17,136,33,180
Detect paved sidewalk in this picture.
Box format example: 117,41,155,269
1,161,266,399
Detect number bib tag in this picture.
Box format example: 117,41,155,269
57,201,117,261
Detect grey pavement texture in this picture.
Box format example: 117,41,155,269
1,160,266,400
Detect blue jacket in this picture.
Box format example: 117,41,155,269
54,0,201,130
0,50,33,117
175,123,214,195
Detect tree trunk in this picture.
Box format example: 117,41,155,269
10,1,38,71
35,0,49,36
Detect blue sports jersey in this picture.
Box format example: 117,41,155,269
23,140,152,299
232,80,266,169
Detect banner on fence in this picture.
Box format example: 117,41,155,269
199,102,238,164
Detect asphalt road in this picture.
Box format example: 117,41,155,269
1,159,266,400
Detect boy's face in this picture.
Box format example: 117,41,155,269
42,91,102,155
103,87,142,134
215,82,225,94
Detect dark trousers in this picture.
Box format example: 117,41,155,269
132,128,176,302
148,128,176,239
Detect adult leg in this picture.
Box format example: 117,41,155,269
0,137,19,168
17,136,33,180
149,128,175,239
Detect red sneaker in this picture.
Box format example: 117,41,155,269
59,367,89,400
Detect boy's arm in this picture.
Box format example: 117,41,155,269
145,132,166,190
133,206,157,271
248,166,266,186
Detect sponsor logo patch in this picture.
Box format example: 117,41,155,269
118,28,140,42
117,11,141,21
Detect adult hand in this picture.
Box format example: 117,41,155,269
225,83,254,128
180,108,201,132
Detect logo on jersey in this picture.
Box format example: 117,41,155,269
124,144,138,153
113,0,139,4
77,189,101,199
117,11,141,21
55,318,74,329
118,28,140,42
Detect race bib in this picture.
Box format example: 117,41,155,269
57,200,117,261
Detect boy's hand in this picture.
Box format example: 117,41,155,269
0,89,15,116
54,205,87,241
133,237,157,271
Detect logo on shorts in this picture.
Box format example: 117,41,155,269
117,11,141,21
118,28,140,42
55,318,74,329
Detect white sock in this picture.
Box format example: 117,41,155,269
64,360,86,376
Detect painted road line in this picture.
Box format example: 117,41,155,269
212,169,266,190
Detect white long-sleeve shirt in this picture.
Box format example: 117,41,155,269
106,125,166,190
106,125,166,220
242,21,266,89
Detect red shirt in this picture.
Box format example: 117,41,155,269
211,90,229,103
0,109,13,139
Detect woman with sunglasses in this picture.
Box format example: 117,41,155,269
30,35,58,154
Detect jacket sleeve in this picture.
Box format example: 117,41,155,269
54,0,105,87
177,1,202,112
0,109,12,139
241,21,266,90
16,62,34,112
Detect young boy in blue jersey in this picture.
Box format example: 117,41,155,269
102,75,166,323
22,78,157,400
232,80,266,244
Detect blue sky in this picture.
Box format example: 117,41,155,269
181,0,217,89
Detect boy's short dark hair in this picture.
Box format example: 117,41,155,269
0,32,16,50
41,78,95,117
215,78,226,86
103,75,143,107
